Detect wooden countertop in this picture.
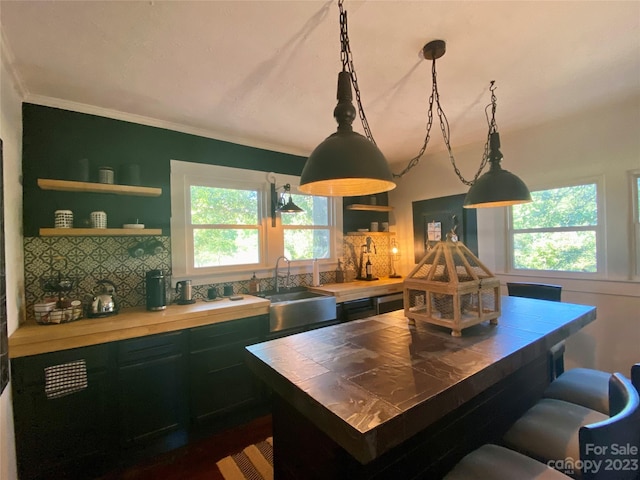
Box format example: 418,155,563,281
9,295,270,358
307,277,404,303
9,279,403,359
245,296,596,464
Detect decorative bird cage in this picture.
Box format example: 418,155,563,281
403,237,501,336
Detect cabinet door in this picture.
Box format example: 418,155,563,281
11,344,115,480
189,316,265,426
116,331,188,447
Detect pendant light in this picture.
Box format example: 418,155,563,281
300,0,530,208
462,83,532,207
299,2,395,197
393,42,532,209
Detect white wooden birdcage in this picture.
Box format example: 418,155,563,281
403,237,501,336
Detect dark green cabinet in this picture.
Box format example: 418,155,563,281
11,344,115,480
11,315,269,479
189,316,264,427
116,331,189,447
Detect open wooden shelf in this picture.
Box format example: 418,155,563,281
40,228,162,237
38,178,162,197
345,204,393,212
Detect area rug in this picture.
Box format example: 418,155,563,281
216,437,273,480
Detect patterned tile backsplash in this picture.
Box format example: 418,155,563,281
24,236,172,315
23,233,396,320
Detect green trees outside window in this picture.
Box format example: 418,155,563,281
191,186,261,268
189,185,332,268
511,183,598,273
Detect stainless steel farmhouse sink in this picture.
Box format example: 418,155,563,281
263,289,337,334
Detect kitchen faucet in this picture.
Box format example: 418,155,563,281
275,256,291,292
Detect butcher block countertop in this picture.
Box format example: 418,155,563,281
308,277,404,303
10,279,405,359
9,295,270,358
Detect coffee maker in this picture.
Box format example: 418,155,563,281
146,269,167,311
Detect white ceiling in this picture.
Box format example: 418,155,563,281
1,1,639,169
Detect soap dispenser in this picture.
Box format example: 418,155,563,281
335,259,344,283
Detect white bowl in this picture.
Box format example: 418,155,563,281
123,223,145,229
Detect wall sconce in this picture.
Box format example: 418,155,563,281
128,238,164,258
268,173,304,227
390,238,401,278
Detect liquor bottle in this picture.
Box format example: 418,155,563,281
365,256,372,280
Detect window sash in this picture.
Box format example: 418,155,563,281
508,180,602,276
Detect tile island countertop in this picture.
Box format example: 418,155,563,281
9,295,270,358
245,296,596,469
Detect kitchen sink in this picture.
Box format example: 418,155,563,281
263,289,337,334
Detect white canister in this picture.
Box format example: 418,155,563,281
370,222,379,232
381,222,389,232
54,210,73,228
90,211,107,229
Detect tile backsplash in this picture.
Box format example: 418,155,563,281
23,233,395,320
24,236,172,315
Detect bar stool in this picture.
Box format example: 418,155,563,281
506,282,565,379
443,444,572,479
502,372,640,479
544,364,639,415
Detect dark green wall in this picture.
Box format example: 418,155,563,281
22,104,307,236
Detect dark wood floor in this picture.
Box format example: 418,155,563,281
98,415,273,480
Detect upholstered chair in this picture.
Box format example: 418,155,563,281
502,372,640,479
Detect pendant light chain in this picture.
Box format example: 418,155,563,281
339,0,377,146
396,60,492,185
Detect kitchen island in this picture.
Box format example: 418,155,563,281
245,296,596,479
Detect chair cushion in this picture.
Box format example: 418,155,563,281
544,368,610,414
502,399,607,471
443,444,572,480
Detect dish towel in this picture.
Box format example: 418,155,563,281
44,359,88,399
216,437,273,480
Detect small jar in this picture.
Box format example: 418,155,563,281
54,210,73,228
98,166,115,184
90,211,107,229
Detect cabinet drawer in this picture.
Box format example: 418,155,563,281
117,331,185,365
189,316,264,352
11,343,110,387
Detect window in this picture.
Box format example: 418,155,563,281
509,182,601,274
282,194,330,261
190,185,261,268
171,161,341,280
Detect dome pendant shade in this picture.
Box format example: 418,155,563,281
464,133,532,208
300,71,395,197
300,130,396,196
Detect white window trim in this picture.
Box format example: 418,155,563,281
506,176,605,279
631,169,640,280
170,160,342,284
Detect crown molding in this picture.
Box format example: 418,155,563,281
22,93,310,158
0,28,28,98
